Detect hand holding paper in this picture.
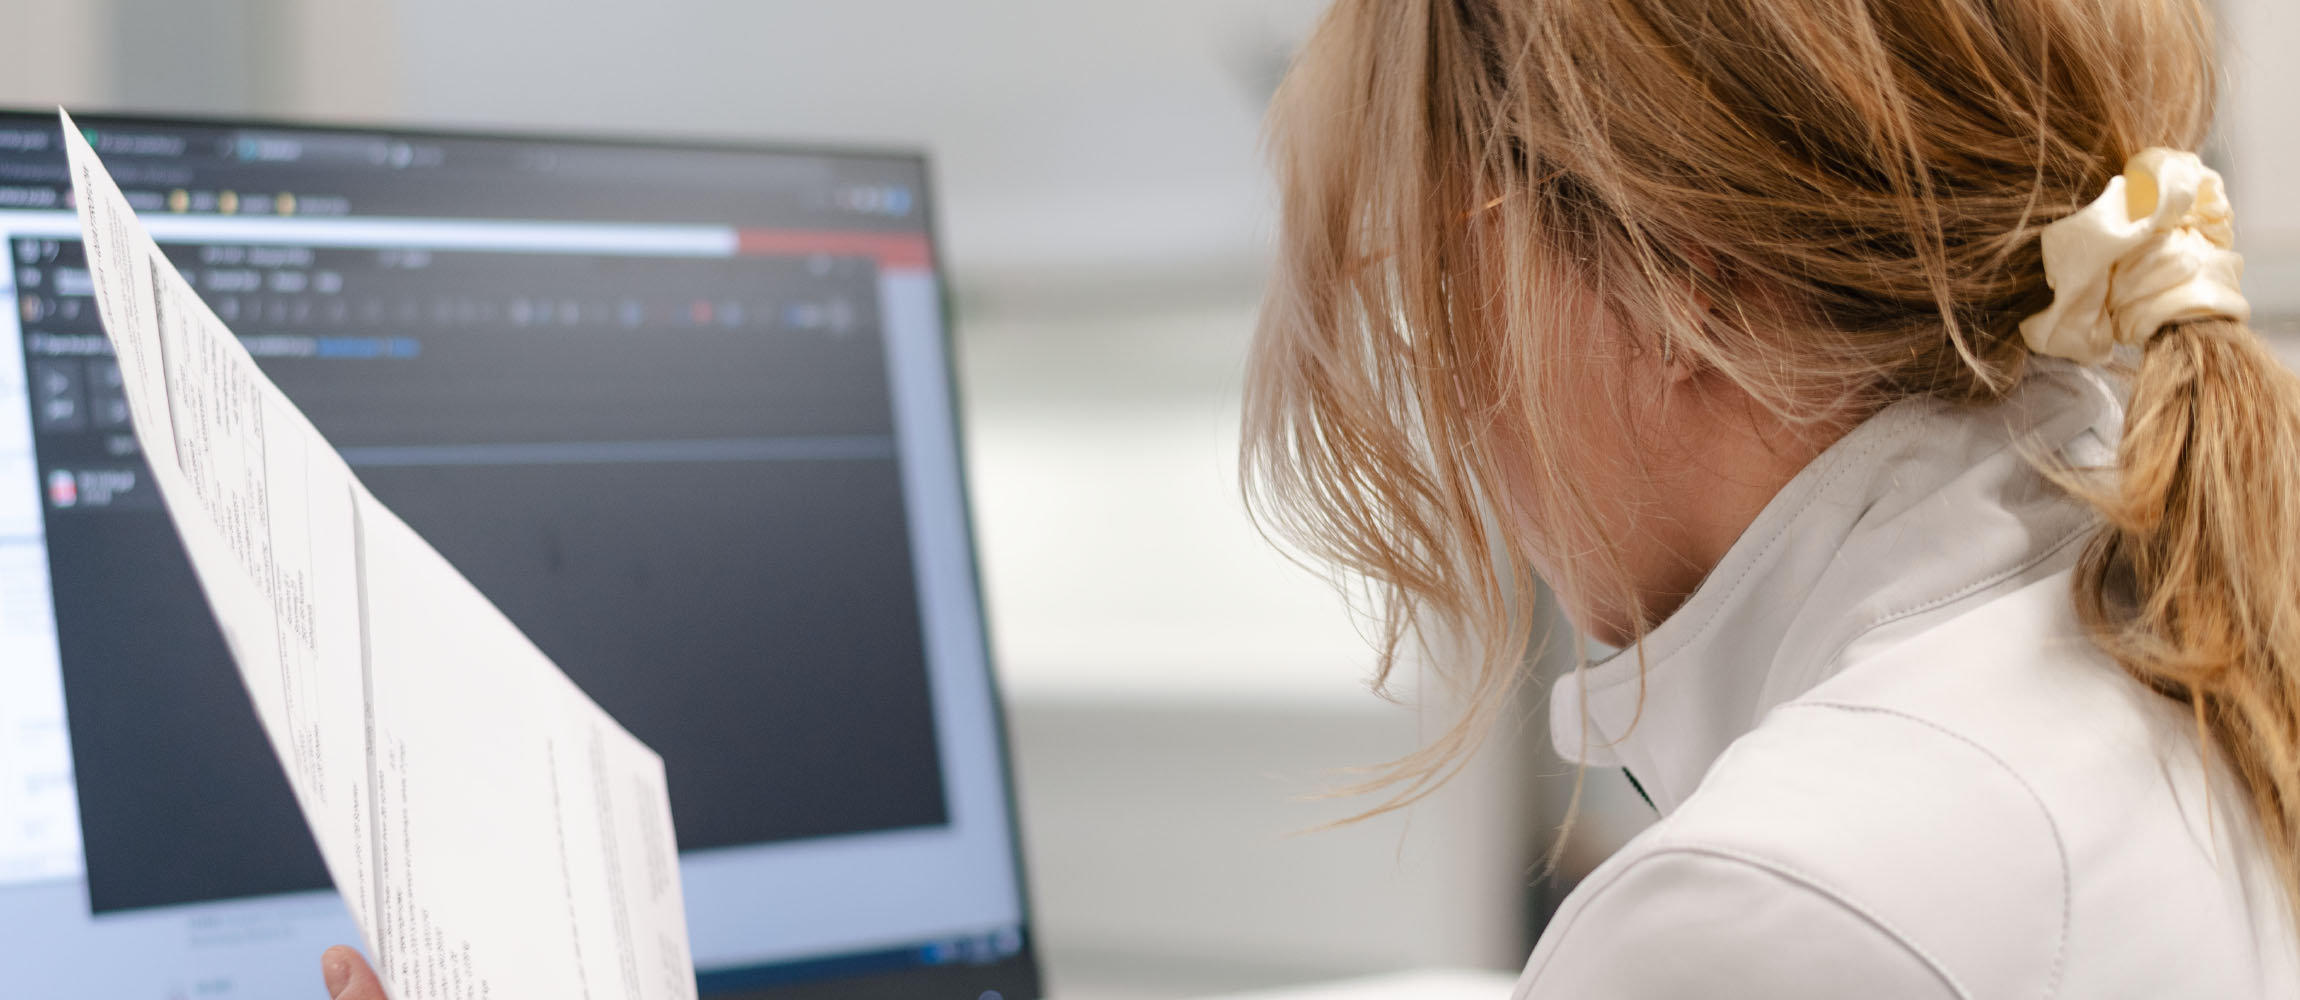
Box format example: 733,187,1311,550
61,108,695,1000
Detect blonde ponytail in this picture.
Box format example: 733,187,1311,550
2071,317,2300,908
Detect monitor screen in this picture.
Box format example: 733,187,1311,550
0,112,1038,999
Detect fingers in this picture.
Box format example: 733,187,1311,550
321,945,385,1000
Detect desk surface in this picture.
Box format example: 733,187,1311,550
1193,969,1518,1000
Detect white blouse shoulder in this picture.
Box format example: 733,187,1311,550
1522,365,2298,998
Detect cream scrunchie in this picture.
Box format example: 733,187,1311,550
2018,148,2250,365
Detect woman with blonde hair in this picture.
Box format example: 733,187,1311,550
1238,0,2300,994
319,0,2300,996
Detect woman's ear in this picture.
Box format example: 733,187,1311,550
1656,287,1710,385
1660,244,1734,385
1658,331,1701,384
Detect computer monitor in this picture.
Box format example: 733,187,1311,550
0,111,1040,999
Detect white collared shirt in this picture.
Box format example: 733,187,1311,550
1515,362,2300,998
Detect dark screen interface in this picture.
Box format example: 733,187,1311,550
0,113,1035,999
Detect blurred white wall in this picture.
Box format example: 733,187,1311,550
2224,0,2300,252
961,300,1380,700
961,296,1549,995
2222,0,2300,319
0,2,108,109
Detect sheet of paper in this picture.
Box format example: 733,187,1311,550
60,109,695,1000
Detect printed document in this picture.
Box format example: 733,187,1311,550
60,109,695,1000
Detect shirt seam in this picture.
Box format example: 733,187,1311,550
1521,843,1972,999
1780,700,2073,1000
1809,517,2093,675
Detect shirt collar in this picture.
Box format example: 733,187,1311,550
1547,362,2126,814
